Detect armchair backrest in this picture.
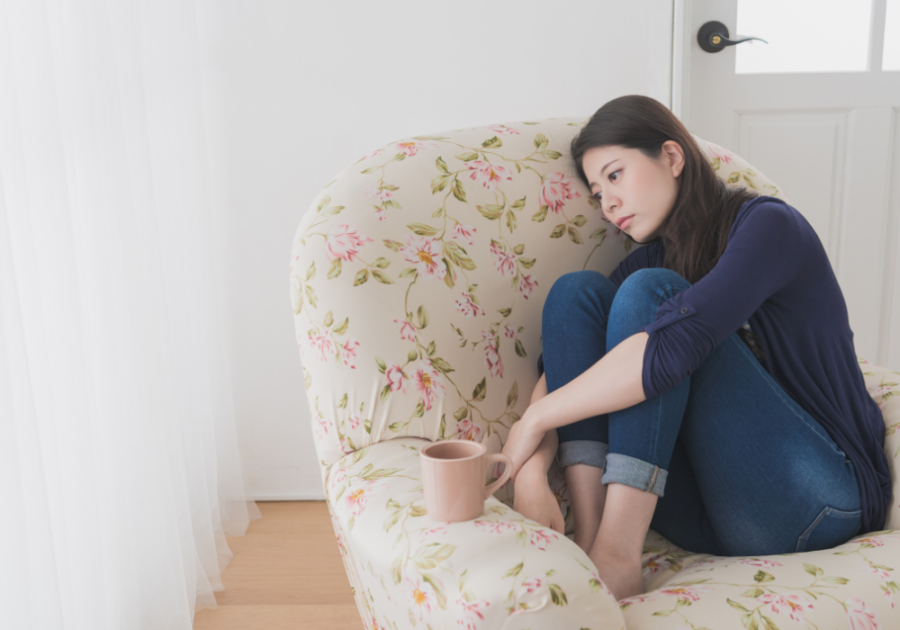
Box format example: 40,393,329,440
289,116,786,499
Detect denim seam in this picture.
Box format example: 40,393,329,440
795,506,862,552
796,507,829,552
602,453,669,496
728,335,847,459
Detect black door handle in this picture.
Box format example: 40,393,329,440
698,20,768,53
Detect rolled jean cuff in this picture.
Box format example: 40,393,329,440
556,440,609,469
601,453,668,497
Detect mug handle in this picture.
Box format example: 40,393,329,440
483,453,513,500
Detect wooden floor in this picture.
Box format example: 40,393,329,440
193,501,362,630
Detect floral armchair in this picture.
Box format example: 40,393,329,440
289,116,900,629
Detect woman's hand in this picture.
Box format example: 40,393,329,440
501,409,545,483
513,469,565,534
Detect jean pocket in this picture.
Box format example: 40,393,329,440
795,505,862,553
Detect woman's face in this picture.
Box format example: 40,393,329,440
583,141,685,243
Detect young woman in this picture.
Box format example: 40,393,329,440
500,94,891,603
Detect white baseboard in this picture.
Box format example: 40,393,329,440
251,493,326,501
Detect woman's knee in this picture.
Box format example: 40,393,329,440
543,270,616,316
615,268,690,303
605,269,691,343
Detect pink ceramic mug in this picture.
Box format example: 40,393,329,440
419,441,513,522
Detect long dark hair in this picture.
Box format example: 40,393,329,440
571,94,767,363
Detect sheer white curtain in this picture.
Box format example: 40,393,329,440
0,0,261,628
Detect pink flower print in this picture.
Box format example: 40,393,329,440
529,529,557,551
313,413,330,442
342,479,386,517
489,241,517,276
643,556,671,576
521,577,545,593
339,434,352,453
886,589,896,609
518,274,538,299
856,537,886,547
757,593,815,624
854,561,892,580
399,234,446,281
455,418,483,442
539,172,581,214
706,141,736,165
659,585,715,601
360,148,385,161
481,330,503,378
420,525,448,537
474,520,517,535
348,414,361,430
451,223,477,246
487,124,520,136
308,332,336,363
394,139,438,157
455,292,485,318
739,558,784,568
339,338,360,369
845,597,881,629
685,559,716,569
374,206,386,221
324,224,374,263
414,360,446,411
394,318,417,342
329,467,348,492
503,326,516,338
343,485,369,516
454,592,490,629
465,160,514,192
386,363,409,394
363,184,394,202
404,574,436,622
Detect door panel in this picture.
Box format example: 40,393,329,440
676,0,900,366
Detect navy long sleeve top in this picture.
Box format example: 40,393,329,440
536,195,891,535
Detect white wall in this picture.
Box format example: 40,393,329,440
198,0,675,500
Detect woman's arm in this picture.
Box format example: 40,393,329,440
531,332,649,434
518,373,556,476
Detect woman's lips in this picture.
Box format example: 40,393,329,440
618,215,634,229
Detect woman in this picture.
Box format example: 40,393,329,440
500,94,891,603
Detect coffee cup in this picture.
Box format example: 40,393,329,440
419,440,512,522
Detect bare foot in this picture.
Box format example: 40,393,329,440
588,546,646,602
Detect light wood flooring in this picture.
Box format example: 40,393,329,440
193,501,362,630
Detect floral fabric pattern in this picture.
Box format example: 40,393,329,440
291,117,900,628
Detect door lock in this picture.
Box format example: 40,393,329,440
698,20,768,53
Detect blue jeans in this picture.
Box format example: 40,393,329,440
541,268,862,556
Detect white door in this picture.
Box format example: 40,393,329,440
673,0,900,368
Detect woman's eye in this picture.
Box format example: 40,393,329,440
593,170,621,201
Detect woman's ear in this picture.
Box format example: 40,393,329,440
662,140,686,178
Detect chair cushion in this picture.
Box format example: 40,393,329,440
325,436,627,629
324,435,900,629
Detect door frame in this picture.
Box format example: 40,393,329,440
671,0,692,122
